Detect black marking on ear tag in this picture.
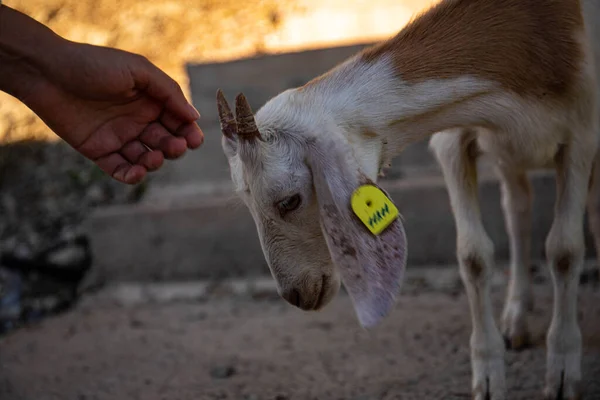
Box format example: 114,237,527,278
351,185,399,235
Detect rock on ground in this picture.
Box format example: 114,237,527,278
0,270,599,400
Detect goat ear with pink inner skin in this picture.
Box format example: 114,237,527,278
306,137,408,328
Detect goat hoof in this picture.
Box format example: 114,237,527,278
471,359,506,400
501,300,532,352
472,381,502,400
502,331,532,351
543,385,582,400
472,385,492,400
544,369,582,400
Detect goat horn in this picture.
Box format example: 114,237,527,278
235,93,261,141
216,89,237,139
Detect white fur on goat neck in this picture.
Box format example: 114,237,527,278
255,57,499,181
257,55,595,181
225,1,600,399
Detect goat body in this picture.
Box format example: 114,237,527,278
218,1,600,399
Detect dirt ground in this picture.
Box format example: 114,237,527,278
1,270,599,400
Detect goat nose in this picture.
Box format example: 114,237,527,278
281,288,303,309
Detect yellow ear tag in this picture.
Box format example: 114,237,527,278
350,184,399,235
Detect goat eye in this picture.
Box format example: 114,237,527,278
277,194,302,215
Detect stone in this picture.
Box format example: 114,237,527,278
210,365,236,379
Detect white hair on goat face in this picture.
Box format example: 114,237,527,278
221,89,341,312
218,88,407,325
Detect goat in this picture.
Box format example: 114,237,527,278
216,0,599,399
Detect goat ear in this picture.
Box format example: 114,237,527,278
306,137,407,328
221,134,238,159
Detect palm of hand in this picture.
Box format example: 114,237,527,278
26,44,203,184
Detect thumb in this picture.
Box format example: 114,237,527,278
132,56,200,122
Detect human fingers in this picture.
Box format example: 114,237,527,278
95,152,147,184
120,140,164,171
160,109,204,149
131,56,200,122
139,122,188,159
179,122,204,149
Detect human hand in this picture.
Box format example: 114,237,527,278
6,33,202,185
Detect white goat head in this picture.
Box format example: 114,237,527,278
216,89,408,327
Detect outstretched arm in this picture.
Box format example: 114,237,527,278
0,4,204,184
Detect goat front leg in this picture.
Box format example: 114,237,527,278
586,149,600,273
497,167,534,351
431,130,506,400
544,139,596,400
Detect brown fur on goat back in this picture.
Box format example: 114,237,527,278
360,0,586,101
